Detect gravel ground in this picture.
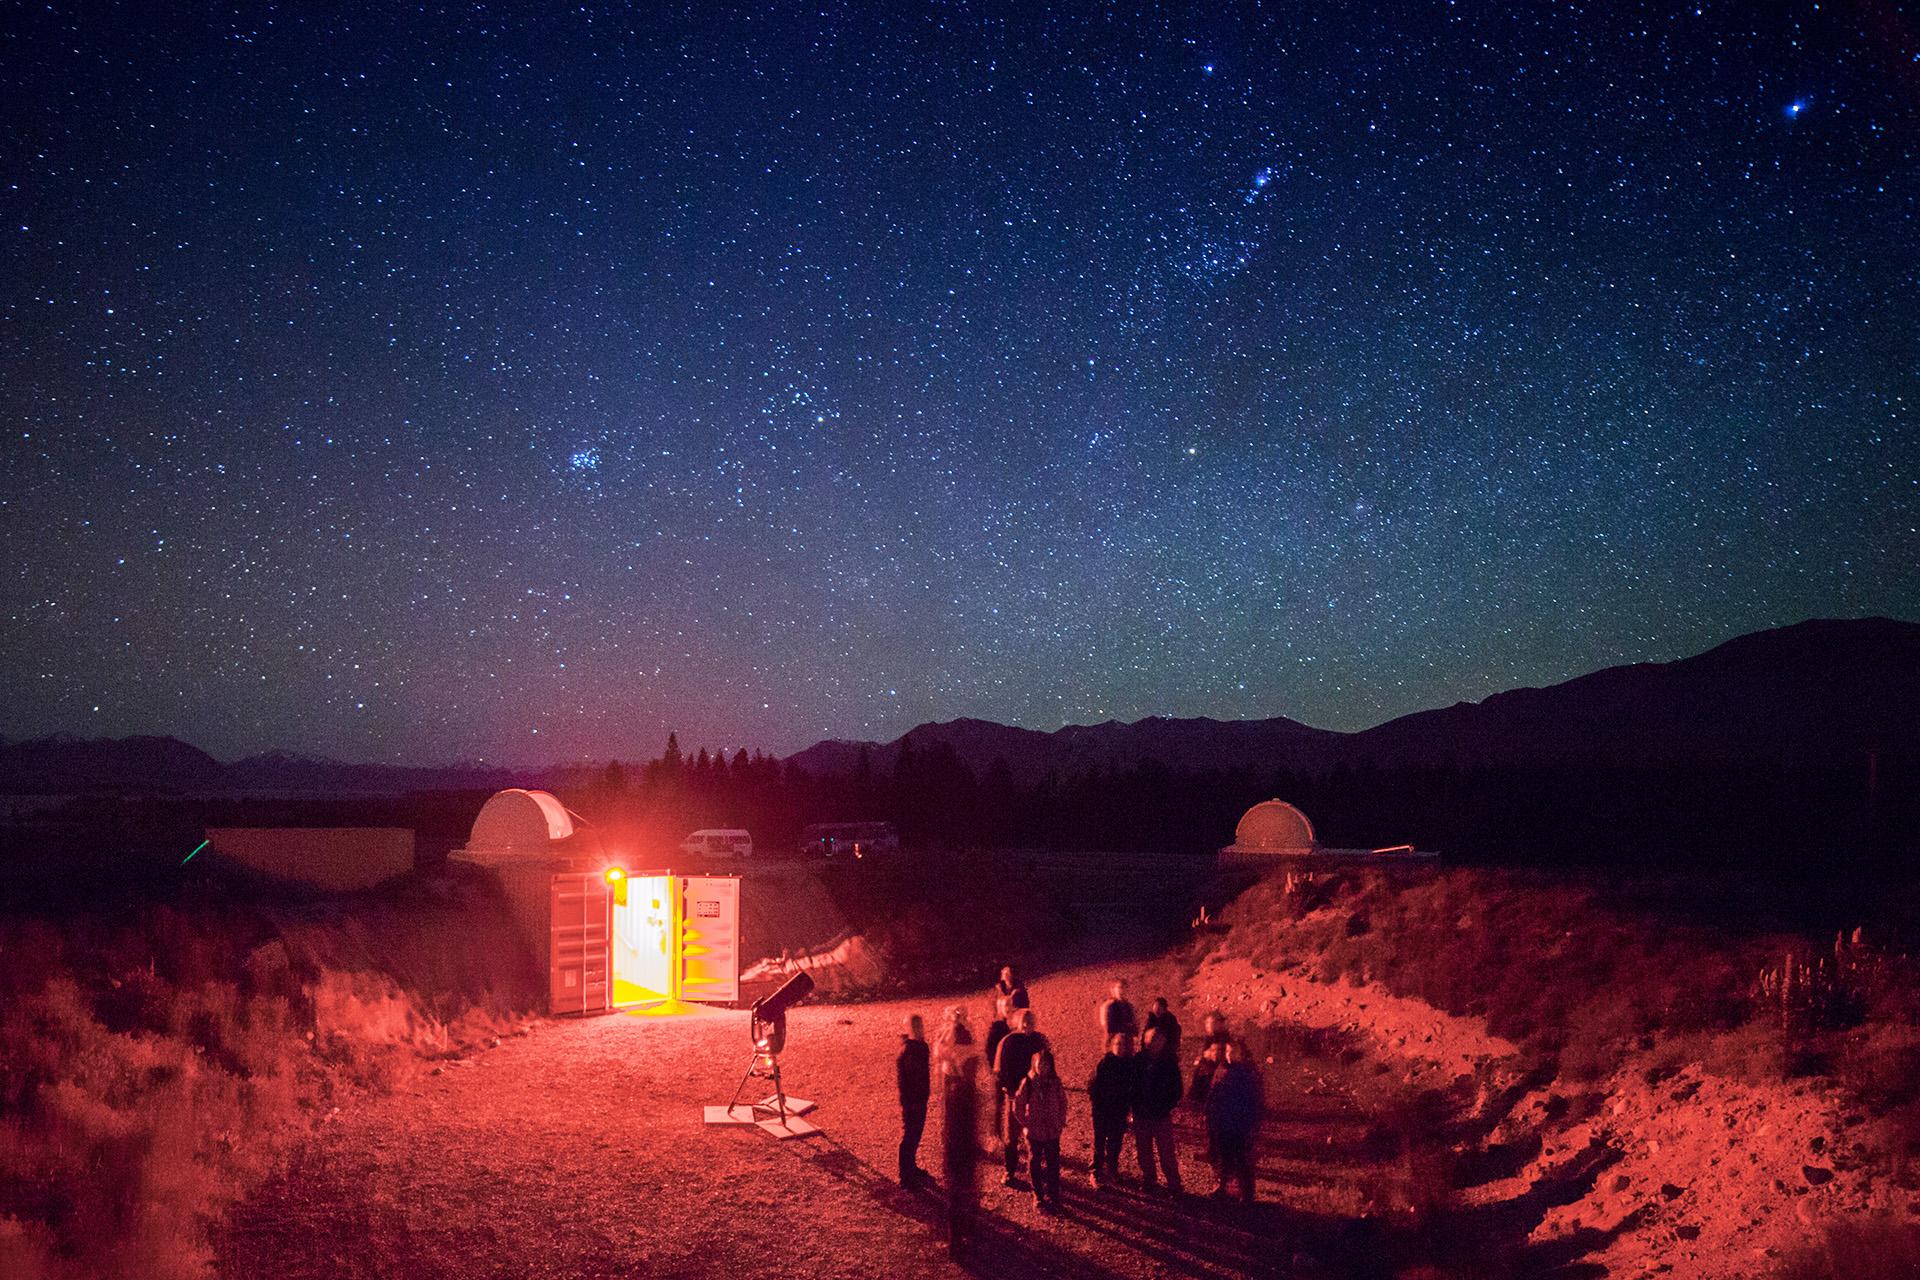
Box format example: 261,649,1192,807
217,938,1413,1280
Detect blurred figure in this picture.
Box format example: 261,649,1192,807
984,995,1012,1141
1013,1049,1069,1213
1187,1010,1231,1109
996,963,1030,1011
896,1013,931,1186
1133,1027,1184,1194
935,1006,983,1254
1086,1030,1141,1188
1205,1038,1261,1203
1143,996,1182,1055
993,1008,1050,1185
1096,978,1138,1040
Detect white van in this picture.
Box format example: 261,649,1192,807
680,828,753,860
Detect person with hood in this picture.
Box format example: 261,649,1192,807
1133,1026,1185,1194
935,1006,983,1254
1011,1048,1069,1212
992,1008,1051,1185
896,1013,931,1186
1204,1038,1261,1203
1086,1030,1141,1188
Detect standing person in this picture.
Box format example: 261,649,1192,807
1012,1049,1069,1213
1143,996,1182,1055
1133,1027,1185,1194
935,1006,983,1254
896,1014,931,1186
1204,1038,1261,1203
983,996,1012,1144
993,1009,1050,1185
1187,1011,1231,1109
1096,978,1138,1041
996,964,1030,1011
1086,1031,1141,1188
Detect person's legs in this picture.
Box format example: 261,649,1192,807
1207,1129,1233,1197
1004,1108,1023,1177
1133,1119,1157,1187
900,1103,926,1182
1092,1115,1117,1183
1138,1117,1180,1191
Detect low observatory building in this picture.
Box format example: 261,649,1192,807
1224,799,1318,855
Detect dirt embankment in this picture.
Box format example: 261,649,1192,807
1193,865,1920,1277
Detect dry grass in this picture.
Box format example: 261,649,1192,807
0,869,539,1280
1214,866,1917,1094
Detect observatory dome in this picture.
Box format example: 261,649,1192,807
465,788,574,854
1232,800,1316,854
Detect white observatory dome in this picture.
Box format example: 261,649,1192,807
465,788,574,854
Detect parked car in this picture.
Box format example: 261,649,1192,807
680,828,753,859
797,821,899,860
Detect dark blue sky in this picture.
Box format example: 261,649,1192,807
3,1,1916,763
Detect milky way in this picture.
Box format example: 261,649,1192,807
2,2,1916,763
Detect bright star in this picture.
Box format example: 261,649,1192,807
569,448,600,472
1785,98,1809,119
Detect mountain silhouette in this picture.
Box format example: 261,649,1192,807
4,617,1913,795
785,617,1920,781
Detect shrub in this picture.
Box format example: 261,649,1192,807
0,870,541,1279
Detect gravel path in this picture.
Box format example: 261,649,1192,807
218,946,1410,1280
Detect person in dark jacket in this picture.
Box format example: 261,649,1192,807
996,964,1030,1011
1096,978,1138,1041
983,996,1012,1145
992,1009,1050,1183
1204,1038,1261,1203
1133,1027,1185,1193
1187,1010,1231,1109
896,1013,931,1186
1086,1031,1141,1188
1143,996,1182,1055
936,1007,982,1254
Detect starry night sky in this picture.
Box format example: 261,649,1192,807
3,2,1917,764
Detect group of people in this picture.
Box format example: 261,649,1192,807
893,966,1264,1255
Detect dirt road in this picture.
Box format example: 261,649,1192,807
218,948,1432,1280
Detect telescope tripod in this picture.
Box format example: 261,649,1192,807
726,1016,792,1124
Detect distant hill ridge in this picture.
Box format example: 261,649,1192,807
3,617,1915,794
786,616,1920,781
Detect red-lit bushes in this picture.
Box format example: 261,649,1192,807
0,869,540,1280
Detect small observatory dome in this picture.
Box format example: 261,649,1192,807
1232,800,1316,854
465,788,574,854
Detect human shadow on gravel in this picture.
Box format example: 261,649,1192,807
794,1135,1131,1280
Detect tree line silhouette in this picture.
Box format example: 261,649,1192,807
560,731,1917,882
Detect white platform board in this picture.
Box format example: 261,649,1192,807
756,1114,821,1140
761,1094,817,1116
703,1105,761,1126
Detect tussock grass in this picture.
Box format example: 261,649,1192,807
0,869,539,1279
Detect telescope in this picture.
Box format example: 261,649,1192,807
748,971,814,1055
728,970,815,1124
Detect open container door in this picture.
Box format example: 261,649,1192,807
549,871,611,1015
678,874,740,1004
